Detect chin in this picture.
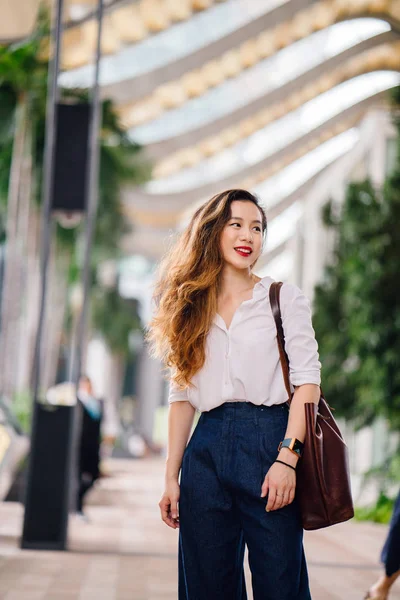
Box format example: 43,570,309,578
227,259,250,270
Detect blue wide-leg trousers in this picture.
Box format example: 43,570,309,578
178,401,311,600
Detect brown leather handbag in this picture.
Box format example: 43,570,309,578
269,281,354,530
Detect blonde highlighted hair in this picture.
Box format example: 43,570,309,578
145,189,267,389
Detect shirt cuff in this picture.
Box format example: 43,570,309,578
168,380,189,404
289,370,321,387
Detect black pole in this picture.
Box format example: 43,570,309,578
21,0,67,549
21,0,105,550
68,0,104,385
67,0,104,514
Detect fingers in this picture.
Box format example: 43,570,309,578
267,487,284,512
265,487,295,512
170,498,179,521
159,496,180,529
266,486,276,512
274,491,284,511
159,497,171,525
260,476,269,498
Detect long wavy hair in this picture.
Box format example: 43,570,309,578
146,189,268,389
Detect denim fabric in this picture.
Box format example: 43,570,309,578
381,488,400,577
179,402,311,600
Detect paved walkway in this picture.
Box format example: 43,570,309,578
0,457,398,600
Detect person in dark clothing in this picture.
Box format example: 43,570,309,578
77,375,103,518
365,488,400,599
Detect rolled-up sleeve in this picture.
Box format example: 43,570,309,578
280,283,321,387
168,374,190,404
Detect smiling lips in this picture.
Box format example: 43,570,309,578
234,246,252,257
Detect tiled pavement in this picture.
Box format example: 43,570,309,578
0,457,398,600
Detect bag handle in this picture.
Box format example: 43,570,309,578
269,282,293,403
269,281,326,408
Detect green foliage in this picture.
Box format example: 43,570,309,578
0,84,16,141
355,492,395,524
0,13,152,354
0,18,47,92
0,7,49,209
11,389,33,434
32,93,151,258
91,287,142,357
0,17,151,257
313,88,400,430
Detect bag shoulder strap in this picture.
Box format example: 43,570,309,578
270,281,326,408
269,281,292,402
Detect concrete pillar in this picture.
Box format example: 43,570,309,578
86,338,121,438
286,224,304,287
300,111,383,301
367,110,390,189
136,342,165,443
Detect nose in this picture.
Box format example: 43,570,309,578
239,229,253,243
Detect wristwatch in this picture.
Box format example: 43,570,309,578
278,438,304,458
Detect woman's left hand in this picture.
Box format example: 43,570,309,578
261,461,296,512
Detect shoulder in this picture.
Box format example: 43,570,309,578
280,282,305,304
279,282,312,318
260,276,311,313
263,277,304,304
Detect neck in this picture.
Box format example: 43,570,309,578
219,266,258,298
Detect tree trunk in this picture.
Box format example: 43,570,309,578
41,248,70,391
10,121,33,397
0,98,28,399
16,207,41,394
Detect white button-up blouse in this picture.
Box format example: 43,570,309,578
167,276,321,412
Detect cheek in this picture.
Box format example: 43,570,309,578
252,238,263,258
220,228,235,249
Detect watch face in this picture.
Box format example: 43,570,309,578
285,439,302,455
279,439,303,456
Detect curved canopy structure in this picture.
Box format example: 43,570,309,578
2,0,400,265
127,19,393,147
146,69,400,191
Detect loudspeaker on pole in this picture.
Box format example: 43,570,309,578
51,103,90,213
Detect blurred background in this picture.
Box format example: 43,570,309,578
0,0,399,598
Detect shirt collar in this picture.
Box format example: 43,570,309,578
254,275,274,297
258,275,273,286
212,275,274,328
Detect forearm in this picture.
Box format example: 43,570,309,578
165,401,196,481
278,383,320,467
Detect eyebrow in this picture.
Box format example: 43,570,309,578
229,216,262,224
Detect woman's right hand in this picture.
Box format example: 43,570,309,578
159,477,180,529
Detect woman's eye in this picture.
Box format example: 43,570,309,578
230,223,261,231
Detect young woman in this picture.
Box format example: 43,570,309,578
147,189,321,599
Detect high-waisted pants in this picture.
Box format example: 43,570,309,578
178,401,311,600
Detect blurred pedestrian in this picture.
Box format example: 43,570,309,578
147,189,321,599
77,375,103,519
365,489,400,599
